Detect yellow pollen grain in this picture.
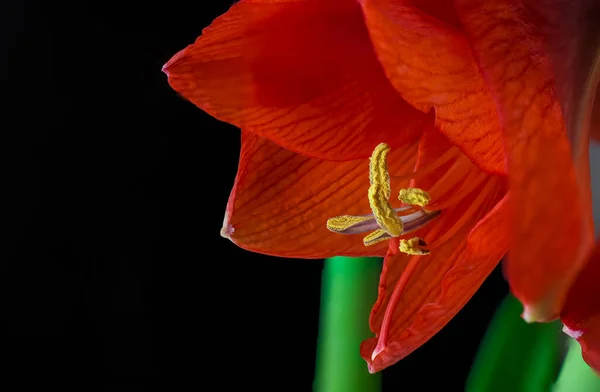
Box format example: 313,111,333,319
368,184,403,236
399,237,429,256
398,188,431,207
363,229,389,246
369,143,392,199
326,215,371,233
368,144,403,237
324,142,407,244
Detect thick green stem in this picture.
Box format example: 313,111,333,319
465,294,563,392
313,257,382,392
554,337,600,391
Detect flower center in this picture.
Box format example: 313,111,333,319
326,143,443,255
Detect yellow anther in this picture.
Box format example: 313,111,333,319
326,215,371,233
398,188,431,207
369,143,392,199
363,229,390,246
368,143,404,236
399,237,429,256
368,184,404,236
325,144,439,255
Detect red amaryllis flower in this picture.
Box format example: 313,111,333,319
163,0,599,372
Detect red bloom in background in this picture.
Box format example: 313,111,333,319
163,0,600,373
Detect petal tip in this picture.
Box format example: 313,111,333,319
161,63,170,77
563,324,584,340
367,364,377,374
521,305,541,323
521,307,535,323
520,296,559,323
162,47,188,78
371,343,385,362
220,212,235,240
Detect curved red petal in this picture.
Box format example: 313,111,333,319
359,0,506,174
520,1,600,148
456,0,594,322
361,184,507,373
522,1,599,266
561,240,600,373
163,0,429,161
223,132,419,258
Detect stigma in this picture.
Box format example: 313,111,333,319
326,143,439,255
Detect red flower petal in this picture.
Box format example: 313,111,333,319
520,1,600,147
163,0,430,161
361,190,507,373
222,131,420,258
561,240,600,373
521,1,598,260
358,0,505,174
456,1,595,322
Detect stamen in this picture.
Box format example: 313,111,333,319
399,237,430,255
398,188,431,207
326,215,372,233
325,144,441,251
368,143,404,236
368,184,404,236
326,208,439,242
363,229,392,246
401,210,441,234
369,143,392,198
326,207,414,235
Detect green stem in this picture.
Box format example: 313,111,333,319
465,294,563,392
554,337,600,391
313,257,382,392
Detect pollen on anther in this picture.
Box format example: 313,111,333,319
399,188,431,207
368,143,404,236
399,237,429,255
326,215,371,233
363,229,391,246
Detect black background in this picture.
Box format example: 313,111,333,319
4,1,508,390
